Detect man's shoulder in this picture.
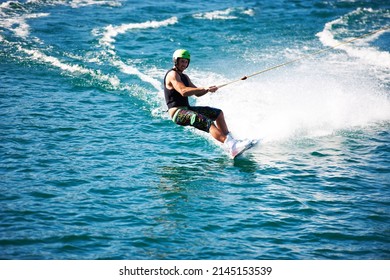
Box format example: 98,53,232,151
166,69,182,80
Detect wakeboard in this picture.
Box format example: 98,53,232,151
232,139,259,159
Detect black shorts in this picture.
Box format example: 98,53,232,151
172,106,222,132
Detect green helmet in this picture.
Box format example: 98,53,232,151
173,49,191,65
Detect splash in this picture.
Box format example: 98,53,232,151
194,8,390,143
196,67,390,143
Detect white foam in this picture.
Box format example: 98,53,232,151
193,7,254,20
0,1,18,9
96,17,178,50
316,8,390,69
70,0,121,8
0,0,121,26
0,12,49,38
243,9,255,16
92,17,178,93
193,8,237,20
114,60,162,91
18,45,120,87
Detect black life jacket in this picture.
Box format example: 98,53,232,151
163,68,190,109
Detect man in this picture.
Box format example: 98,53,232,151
163,49,251,158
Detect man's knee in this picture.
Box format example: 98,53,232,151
217,110,224,120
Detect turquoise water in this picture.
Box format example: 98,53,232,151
1,0,389,260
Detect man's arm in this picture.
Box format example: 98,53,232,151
167,71,209,97
186,75,218,96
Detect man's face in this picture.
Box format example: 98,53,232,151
176,58,189,71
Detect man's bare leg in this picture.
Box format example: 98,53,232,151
209,124,227,143
215,111,229,135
